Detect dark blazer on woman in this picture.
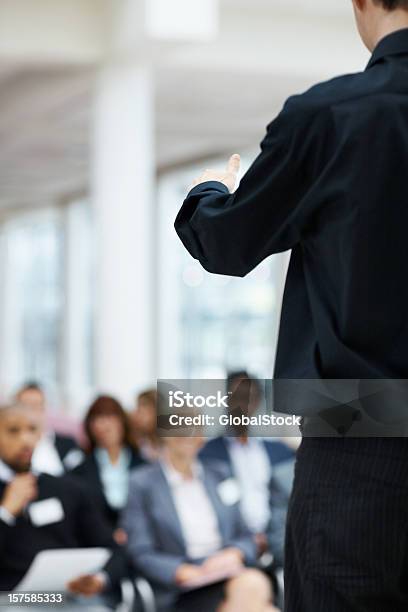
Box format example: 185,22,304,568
72,446,145,529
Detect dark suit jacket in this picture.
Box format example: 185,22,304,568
54,434,84,471
200,437,293,563
122,460,257,607
72,446,145,528
175,29,408,416
0,474,127,591
199,437,293,474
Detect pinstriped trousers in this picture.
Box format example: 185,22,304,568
284,437,408,612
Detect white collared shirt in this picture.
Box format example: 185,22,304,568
94,447,131,509
162,459,222,560
227,438,271,533
31,432,64,476
0,459,16,525
0,458,14,483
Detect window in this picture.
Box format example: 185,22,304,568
0,209,64,396
0,201,95,409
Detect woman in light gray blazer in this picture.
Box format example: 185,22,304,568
122,435,279,612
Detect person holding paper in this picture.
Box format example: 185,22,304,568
0,401,126,608
122,432,279,612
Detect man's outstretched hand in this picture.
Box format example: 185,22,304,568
190,154,241,193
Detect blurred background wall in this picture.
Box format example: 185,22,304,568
0,0,368,415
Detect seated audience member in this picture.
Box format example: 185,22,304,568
0,401,127,608
73,395,144,538
130,389,161,461
122,430,279,612
15,382,83,475
200,371,294,557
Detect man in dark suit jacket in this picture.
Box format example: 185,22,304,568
199,372,293,473
175,1,408,609
0,401,126,602
200,372,293,468
200,372,293,559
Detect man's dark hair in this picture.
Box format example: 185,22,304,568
227,370,250,392
376,0,408,9
17,381,43,394
226,370,261,394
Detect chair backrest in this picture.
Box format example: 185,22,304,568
134,577,157,612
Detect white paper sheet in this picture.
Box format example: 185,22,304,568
15,548,111,592
181,565,244,591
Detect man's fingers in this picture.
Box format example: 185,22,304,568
227,154,241,176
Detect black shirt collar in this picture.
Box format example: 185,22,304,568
366,27,408,69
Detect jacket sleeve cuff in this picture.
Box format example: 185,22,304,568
186,181,230,198
227,539,257,566
0,506,16,526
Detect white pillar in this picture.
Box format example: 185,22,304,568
92,60,155,402
61,199,94,414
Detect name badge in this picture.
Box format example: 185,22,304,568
63,449,85,471
28,498,65,527
217,478,241,506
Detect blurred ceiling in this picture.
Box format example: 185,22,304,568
0,65,92,212
0,0,368,213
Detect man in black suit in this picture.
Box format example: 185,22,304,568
0,401,126,604
175,1,408,609
15,382,84,474
200,371,293,561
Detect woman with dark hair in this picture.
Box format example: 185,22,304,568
73,395,145,542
